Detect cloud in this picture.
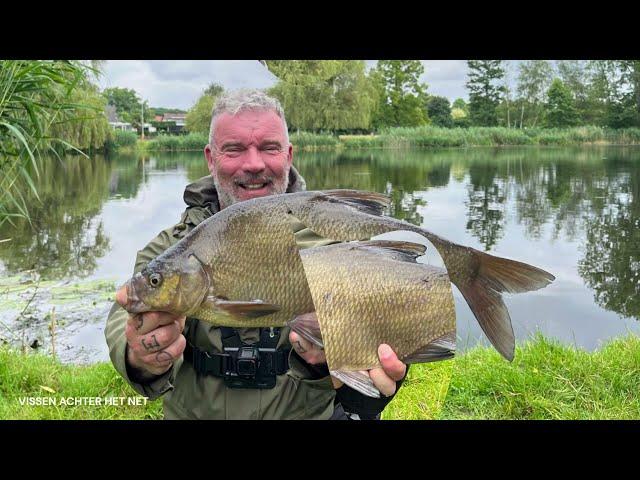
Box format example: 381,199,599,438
99,60,277,110
98,60,479,109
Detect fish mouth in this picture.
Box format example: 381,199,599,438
116,276,151,314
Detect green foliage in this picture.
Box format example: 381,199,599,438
204,82,225,97
289,131,340,149
143,133,208,151
516,60,554,128
452,98,469,112
185,84,224,135
288,126,640,150
466,60,505,126
49,82,112,152
0,60,101,227
370,60,429,129
267,60,377,132
426,95,453,128
105,129,138,150
545,79,579,127
102,87,145,128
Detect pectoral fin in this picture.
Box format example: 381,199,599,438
205,296,281,318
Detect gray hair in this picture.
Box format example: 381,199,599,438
208,89,289,147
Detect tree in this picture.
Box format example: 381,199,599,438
185,83,225,135
545,79,579,127
516,60,554,128
451,98,470,127
585,61,638,128
102,87,144,128
452,98,469,113
370,60,429,129
466,60,505,127
49,81,112,151
266,60,377,132
425,96,452,127
617,60,640,127
556,60,588,123
1,60,106,227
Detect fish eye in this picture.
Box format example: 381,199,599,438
149,273,163,288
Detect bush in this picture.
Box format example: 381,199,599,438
144,133,208,151
290,131,340,150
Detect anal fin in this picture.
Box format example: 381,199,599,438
402,331,456,364
287,312,324,348
330,370,381,399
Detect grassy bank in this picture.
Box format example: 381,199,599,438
329,126,640,150
2,334,637,419
385,334,640,420
0,347,162,419
125,126,640,152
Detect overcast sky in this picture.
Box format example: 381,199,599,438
98,60,479,110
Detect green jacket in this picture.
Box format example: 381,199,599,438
105,168,341,419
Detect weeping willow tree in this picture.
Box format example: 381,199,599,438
49,81,112,152
264,60,378,133
0,60,105,228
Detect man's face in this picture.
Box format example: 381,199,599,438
204,109,293,209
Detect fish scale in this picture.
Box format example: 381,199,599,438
300,243,456,371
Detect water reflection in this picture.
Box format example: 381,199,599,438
0,155,111,279
578,156,640,319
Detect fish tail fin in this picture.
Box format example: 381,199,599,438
321,190,391,216
420,233,555,361
458,279,516,361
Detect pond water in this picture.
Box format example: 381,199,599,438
1,146,639,363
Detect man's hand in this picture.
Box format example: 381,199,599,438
125,311,187,379
289,331,407,397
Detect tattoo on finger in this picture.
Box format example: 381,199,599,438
155,350,173,364
141,334,160,352
134,315,143,331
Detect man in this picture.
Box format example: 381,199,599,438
105,89,407,420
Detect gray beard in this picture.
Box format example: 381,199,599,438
213,166,290,210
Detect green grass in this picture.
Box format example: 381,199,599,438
289,126,640,150
2,334,638,419
384,334,640,420
0,346,163,419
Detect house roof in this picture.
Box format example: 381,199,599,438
162,113,187,121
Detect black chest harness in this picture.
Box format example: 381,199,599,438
184,324,291,390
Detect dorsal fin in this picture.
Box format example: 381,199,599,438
354,240,427,263
318,190,391,216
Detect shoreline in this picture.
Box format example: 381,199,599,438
121,126,640,153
